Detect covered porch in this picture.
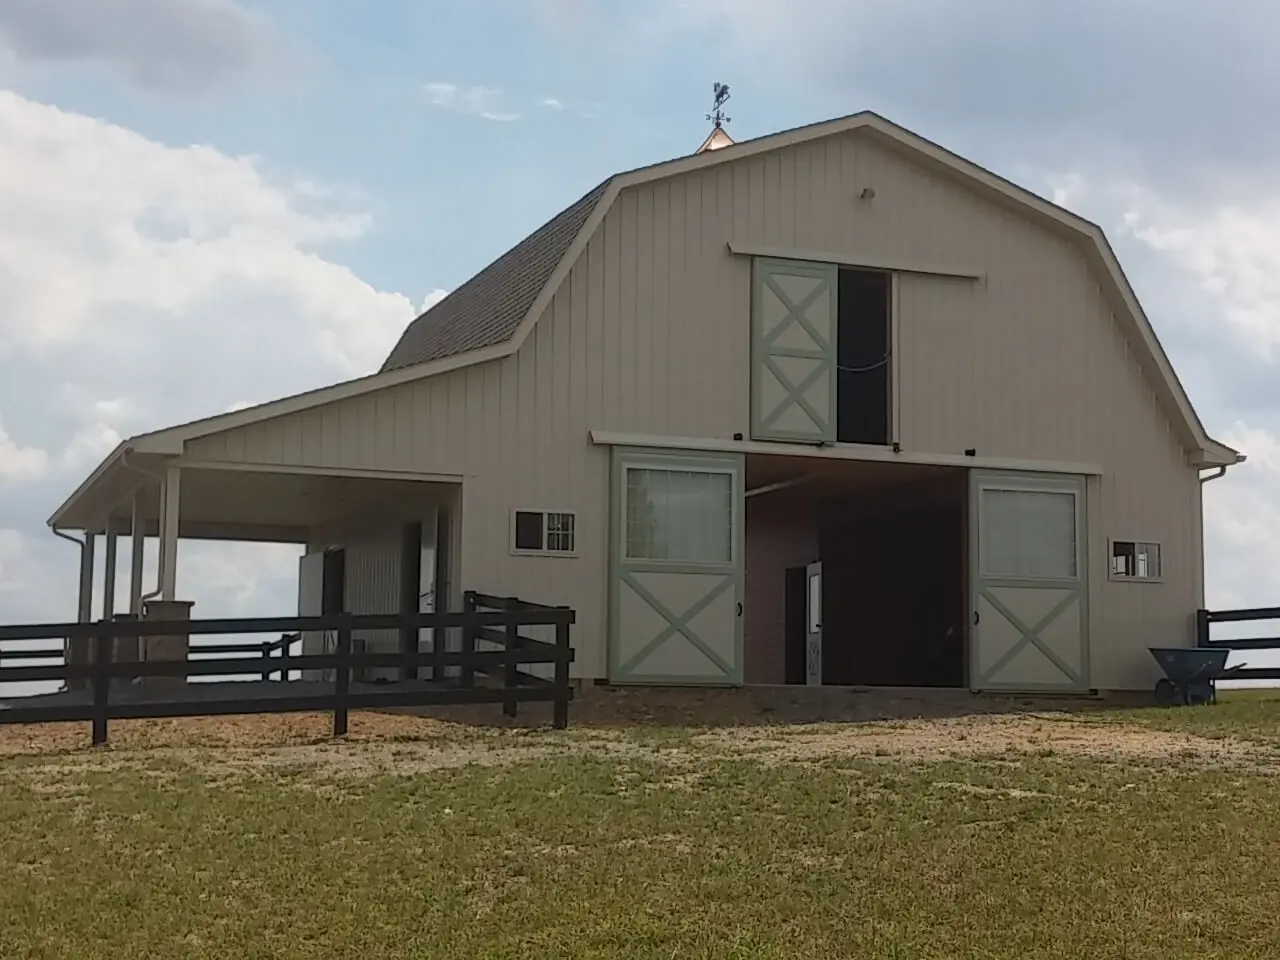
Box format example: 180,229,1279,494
48,448,462,681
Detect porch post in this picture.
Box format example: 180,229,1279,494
129,490,145,616
159,464,180,600
66,533,97,691
102,522,118,620
142,464,190,691
77,534,95,623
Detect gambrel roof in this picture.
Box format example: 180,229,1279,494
381,181,608,372
50,110,1241,528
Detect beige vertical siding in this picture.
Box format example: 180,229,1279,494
342,530,401,682
184,129,1203,690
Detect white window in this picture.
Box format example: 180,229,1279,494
511,510,576,556
624,467,734,564
980,487,1078,580
1110,540,1161,581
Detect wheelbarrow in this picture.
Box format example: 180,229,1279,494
1148,647,1246,706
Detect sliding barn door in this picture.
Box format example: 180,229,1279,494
751,258,838,444
609,449,744,685
970,472,1090,692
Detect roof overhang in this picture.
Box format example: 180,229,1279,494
48,449,462,538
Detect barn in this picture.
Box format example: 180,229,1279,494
48,110,1243,696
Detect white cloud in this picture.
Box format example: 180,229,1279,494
0,527,27,594
0,0,283,95
1205,423,1280,610
424,82,521,122
1121,193,1280,357
59,422,123,472
0,418,48,481
0,90,417,626
0,90,414,372
419,288,449,313
538,97,564,110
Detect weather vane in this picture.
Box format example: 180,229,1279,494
707,82,731,130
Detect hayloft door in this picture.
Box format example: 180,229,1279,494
751,258,838,444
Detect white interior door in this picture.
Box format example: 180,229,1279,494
418,506,438,661
806,561,822,686
970,472,1090,692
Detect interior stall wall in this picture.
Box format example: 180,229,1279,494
820,494,966,687
344,531,402,682
744,493,821,684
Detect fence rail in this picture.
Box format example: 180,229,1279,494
1197,606,1280,682
0,591,575,745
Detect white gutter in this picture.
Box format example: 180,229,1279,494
51,527,91,621
1199,459,1240,485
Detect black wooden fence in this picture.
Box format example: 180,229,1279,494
0,591,574,745
1197,606,1280,683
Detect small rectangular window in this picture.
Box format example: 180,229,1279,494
1110,540,1161,581
512,510,576,556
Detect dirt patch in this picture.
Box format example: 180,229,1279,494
0,711,467,757
696,714,1276,766
0,712,676,783
4,708,1274,782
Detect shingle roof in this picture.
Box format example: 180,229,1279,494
379,180,611,373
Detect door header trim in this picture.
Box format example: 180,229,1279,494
590,431,1102,477
728,241,984,280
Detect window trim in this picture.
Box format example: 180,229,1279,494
509,508,578,558
976,480,1082,583
1108,537,1163,583
620,460,739,567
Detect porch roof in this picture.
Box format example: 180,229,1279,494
49,450,458,540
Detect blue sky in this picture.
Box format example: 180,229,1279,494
1,0,1279,666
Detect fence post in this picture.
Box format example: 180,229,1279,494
333,626,351,737
261,640,273,683
1196,609,1211,648
553,610,571,730
503,598,519,718
91,623,113,747
460,592,476,689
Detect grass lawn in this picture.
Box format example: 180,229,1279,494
3,697,1280,959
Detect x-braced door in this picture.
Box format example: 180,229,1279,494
609,449,744,685
970,472,1090,692
751,258,838,444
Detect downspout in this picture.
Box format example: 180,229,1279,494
51,526,88,618
51,526,91,693
1199,452,1246,485
120,450,167,603
1196,459,1240,634
51,526,84,551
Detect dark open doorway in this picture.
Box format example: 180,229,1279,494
818,485,966,687
836,268,891,446
783,565,808,685
745,458,968,688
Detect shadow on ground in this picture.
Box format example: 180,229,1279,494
399,684,1160,730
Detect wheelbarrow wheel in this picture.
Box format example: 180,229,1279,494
1154,678,1178,706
